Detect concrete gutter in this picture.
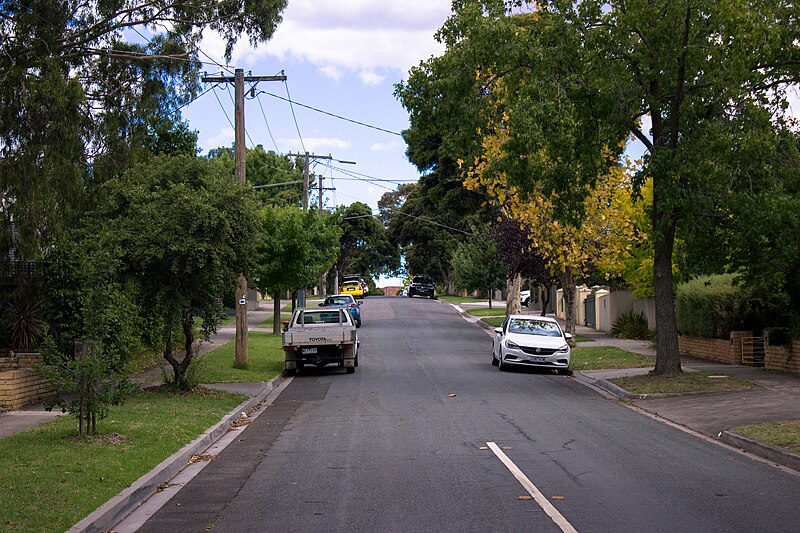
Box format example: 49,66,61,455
67,374,284,533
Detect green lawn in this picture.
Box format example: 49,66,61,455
439,295,491,304
482,317,505,327
466,307,507,317
194,332,285,383
732,420,800,454
610,371,755,394
0,389,245,532
570,346,655,371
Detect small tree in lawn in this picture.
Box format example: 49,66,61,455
99,155,258,389
253,205,342,334
450,229,506,308
36,237,139,437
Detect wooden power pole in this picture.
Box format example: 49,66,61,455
202,69,286,367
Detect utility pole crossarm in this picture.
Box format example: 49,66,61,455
201,75,287,83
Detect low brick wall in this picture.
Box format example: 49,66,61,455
764,340,800,375
0,353,53,410
678,331,751,365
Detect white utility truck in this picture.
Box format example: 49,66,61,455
282,307,359,375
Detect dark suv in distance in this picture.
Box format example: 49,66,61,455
408,276,436,299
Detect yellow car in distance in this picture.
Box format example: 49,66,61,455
340,281,364,299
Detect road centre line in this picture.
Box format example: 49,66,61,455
487,442,579,533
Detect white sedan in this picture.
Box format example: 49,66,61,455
491,315,572,374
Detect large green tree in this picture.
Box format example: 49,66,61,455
0,0,287,262
208,146,307,208
399,0,800,375
98,155,259,389
335,202,400,281
451,229,506,308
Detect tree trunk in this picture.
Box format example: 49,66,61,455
560,267,577,346
487,288,492,309
506,273,522,315
163,326,183,388
272,292,282,334
651,208,682,376
540,284,552,316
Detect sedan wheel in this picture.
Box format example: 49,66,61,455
497,353,505,371
491,351,499,366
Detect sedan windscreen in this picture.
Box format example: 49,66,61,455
508,319,562,337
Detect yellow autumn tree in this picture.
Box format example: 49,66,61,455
461,89,644,339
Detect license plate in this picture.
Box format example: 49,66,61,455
531,356,547,362
301,347,317,355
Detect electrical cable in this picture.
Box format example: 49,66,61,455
254,91,282,155
254,89,402,137
283,80,307,153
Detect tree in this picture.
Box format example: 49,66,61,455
451,230,506,308
0,0,288,262
208,146,307,208
98,155,259,388
252,206,342,334
401,0,800,374
489,216,557,315
335,202,400,281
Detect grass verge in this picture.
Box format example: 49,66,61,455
466,307,507,317
439,295,491,304
610,371,755,394
732,421,800,454
571,346,655,371
482,317,505,327
256,313,292,328
194,332,284,383
0,389,245,532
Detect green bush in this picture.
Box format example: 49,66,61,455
676,274,751,339
611,310,654,340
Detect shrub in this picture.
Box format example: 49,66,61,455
676,274,751,339
611,310,654,340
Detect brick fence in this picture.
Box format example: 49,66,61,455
764,340,800,374
0,352,54,410
678,331,751,365
679,332,800,375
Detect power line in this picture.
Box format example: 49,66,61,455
254,89,403,137
283,80,307,153
254,90,282,155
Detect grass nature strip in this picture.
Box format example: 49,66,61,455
0,332,285,531
194,331,284,382
610,371,755,394
570,346,654,370
0,389,245,532
732,420,800,454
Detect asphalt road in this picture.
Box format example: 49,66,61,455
136,296,800,532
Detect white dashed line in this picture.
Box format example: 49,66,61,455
487,441,578,533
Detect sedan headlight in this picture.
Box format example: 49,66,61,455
555,344,570,354
505,339,520,350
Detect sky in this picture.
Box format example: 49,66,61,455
180,0,454,216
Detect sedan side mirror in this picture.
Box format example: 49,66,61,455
564,332,573,340
494,327,503,334
357,301,362,306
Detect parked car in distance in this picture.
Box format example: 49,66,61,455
340,280,364,299
491,315,571,374
320,294,362,327
407,276,435,299
342,274,369,297
520,290,531,307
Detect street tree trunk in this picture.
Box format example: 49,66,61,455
540,284,552,317
560,267,577,346
272,292,282,335
506,273,522,315
651,204,682,376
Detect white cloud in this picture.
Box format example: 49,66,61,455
223,0,450,84
370,141,403,152
201,126,235,150
359,70,386,87
279,137,352,153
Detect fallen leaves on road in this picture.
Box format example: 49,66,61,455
188,454,217,464
552,496,565,500
518,496,532,501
